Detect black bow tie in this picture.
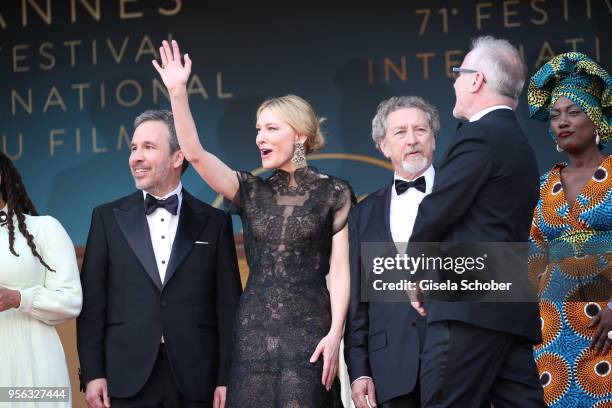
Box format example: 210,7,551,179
144,194,178,215
395,176,426,195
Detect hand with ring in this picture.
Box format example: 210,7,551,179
152,40,191,93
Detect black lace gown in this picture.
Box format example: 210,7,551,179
226,166,354,408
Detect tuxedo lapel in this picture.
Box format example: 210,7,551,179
113,193,162,291
382,183,394,243
163,191,209,286
365,180,395,243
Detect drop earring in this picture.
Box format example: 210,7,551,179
291,142,307,168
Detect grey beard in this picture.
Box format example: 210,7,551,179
402,156,429,174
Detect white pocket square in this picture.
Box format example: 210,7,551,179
195,241,209,245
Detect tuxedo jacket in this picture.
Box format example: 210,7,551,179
409,109,541,343
77,190,242,402
344,181,426,404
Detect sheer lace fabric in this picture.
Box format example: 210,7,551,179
226,166,354,408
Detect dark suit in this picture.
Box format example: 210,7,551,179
409,109,545,407
77,190,242,404
345,182,426,406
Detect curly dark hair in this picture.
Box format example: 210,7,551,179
0,152,54,272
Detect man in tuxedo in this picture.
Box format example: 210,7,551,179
409,36,545,407
344,96,439,408
77,110,242,408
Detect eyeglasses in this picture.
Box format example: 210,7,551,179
452,67,487,83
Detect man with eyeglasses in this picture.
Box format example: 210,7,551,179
408,36,546,407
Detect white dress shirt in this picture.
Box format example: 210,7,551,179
390,165,435,252
143,183,182,344
142,182,183,285
469,105,512,122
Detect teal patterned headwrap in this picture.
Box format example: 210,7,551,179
527,52,611,147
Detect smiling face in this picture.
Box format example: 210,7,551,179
379,107,435,179
255,107,305,171
129,120,183,196
550,96,597,153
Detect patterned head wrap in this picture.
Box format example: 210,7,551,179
527,52,611,147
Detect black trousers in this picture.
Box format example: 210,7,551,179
112,344,211,408
420,321,546,408
382,391,421,408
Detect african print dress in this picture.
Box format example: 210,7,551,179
529,155,612,407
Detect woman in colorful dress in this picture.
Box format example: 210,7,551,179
153,40,353,407
527,52,611,407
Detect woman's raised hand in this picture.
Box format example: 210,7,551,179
152,40,191,93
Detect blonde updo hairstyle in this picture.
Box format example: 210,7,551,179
256,94,326,154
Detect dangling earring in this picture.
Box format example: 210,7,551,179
556,144,564,153
291,142,307,168
595,129,601,146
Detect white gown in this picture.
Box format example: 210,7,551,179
0,209,82,407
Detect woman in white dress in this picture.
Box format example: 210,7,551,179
0,152,82,407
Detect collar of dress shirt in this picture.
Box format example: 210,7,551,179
469,105,513,122
393,164,435,195
142,182,183,214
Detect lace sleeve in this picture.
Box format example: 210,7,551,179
331,178,356,235
225,170,261,214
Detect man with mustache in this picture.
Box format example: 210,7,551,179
344,96,438,408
